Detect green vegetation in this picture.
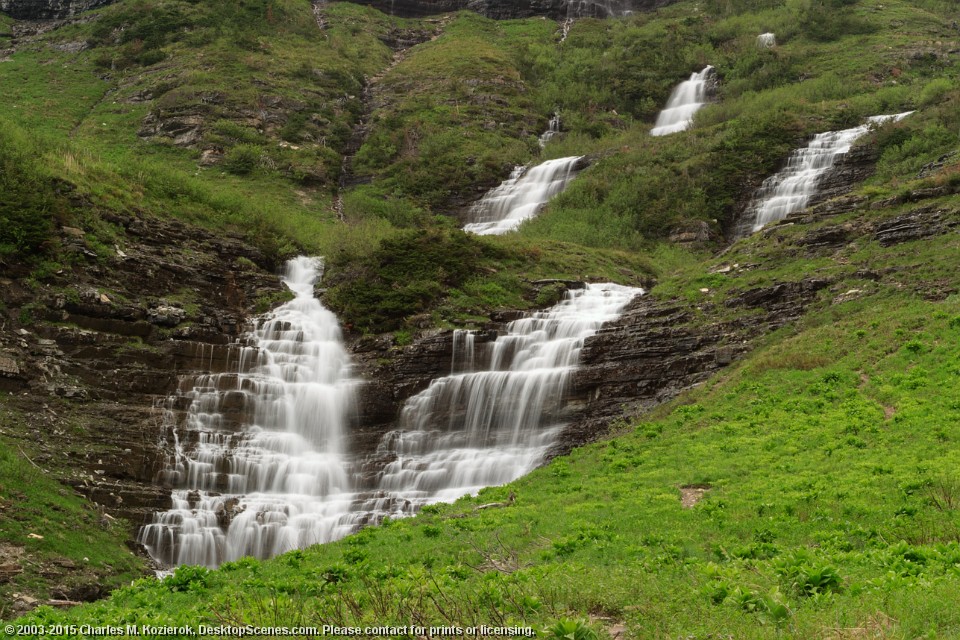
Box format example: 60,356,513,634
14,215,960,635
0,414,145,619
2,0,960,633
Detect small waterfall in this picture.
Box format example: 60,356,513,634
650,66,715,137
359,283,642,515
139,257,360,568
566,0,633,18
463,156,582,236
757,32,776,48
739,111,914,234
539,113,561,148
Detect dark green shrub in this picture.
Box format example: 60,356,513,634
224,144,263,175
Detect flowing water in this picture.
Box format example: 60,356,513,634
739,111,914,234
463,156,582,235
142,260,640,567
650,66,714,137
359,283,643,515
539,113,561,148
566,0,633,18
139,257,360,567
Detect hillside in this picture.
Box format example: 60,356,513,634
1,0,960,635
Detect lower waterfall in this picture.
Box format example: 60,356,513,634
361,282,643,514
139,257,360,568
738,111,914,235
463,156,582,236
141,261,640,568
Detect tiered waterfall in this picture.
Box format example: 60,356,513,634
738,111,914,234
650,66,714,137
139,257,360,567
463,156,582,236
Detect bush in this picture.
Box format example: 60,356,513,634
0,121,60,257
224,144,263,175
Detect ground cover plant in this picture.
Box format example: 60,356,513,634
2,0,960,635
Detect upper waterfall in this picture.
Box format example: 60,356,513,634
650,66,715,137
738,111,914,235
463,156,582,235
139,257,360,568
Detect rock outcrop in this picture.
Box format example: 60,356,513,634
330,0,678,20
0,0,112,20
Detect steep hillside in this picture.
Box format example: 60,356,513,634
2,0,960,634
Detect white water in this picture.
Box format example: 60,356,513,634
139,257,361,568
142,261,641,568
539,113,561,148
757,33,776,48
566,0,633,18
361,283,643,515
463,156,582,235
741,111,914,234
650,66,714,137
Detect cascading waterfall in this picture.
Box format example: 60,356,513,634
463,156,582,236
139,257,360,568
566,0,633,18
539,113,561,148
141,262,641,568
739,111,914,235
358,283,643,515
757,32,776,48
650,65,715,137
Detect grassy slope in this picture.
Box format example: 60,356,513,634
13,198,960,637
3,0,960,635
0,408,144,620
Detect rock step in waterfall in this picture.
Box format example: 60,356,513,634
463,156,583,236
141,258,641,568
650,65,715,137
738,111,914,235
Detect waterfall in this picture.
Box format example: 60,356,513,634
757,32,776,48
141,260,641,568
566,0,633,18
463,156,582,236
357,283,643,515
539,113,561,148
650,66,715,137
139,257,360,568
739,111,914,234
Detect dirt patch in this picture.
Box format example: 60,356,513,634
680,484,711,508
0,543,25,581
825,611,898,639
883,405,896,420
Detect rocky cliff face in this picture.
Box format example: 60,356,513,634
0,208,286,539
329,0,678,20
0,0,112,20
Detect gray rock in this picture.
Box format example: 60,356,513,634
0,0,113,20
147,305,186,327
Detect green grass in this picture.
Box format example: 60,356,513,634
12,232,960,635
0,409,145,620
